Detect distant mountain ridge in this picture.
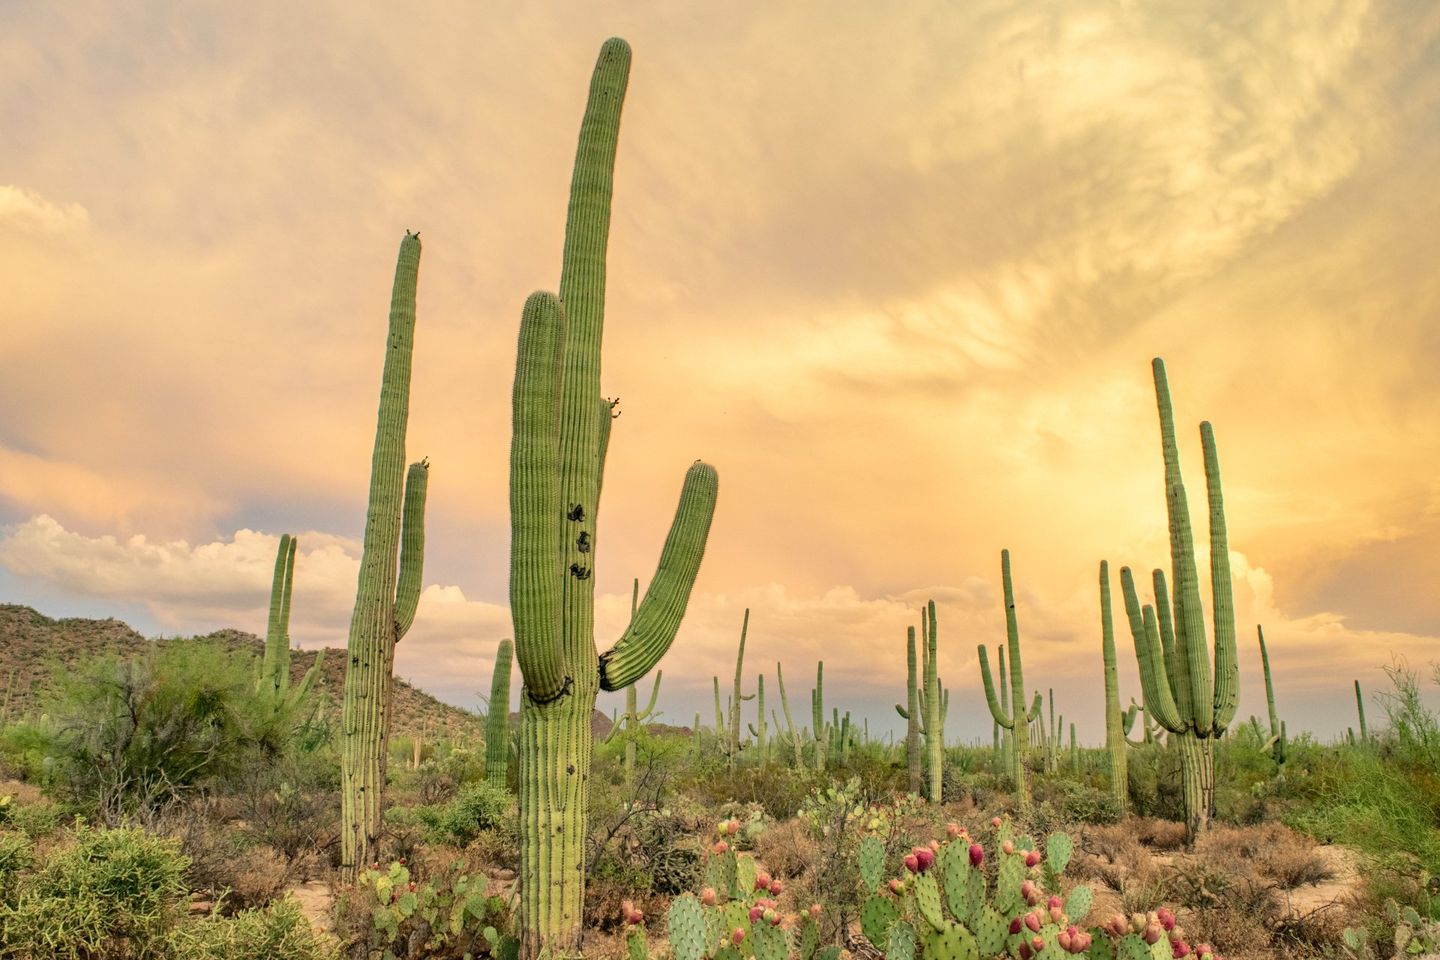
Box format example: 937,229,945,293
0,603,482,739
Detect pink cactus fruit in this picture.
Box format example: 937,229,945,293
809,903,822,919
732,928,746,945
969,843,984,866
1025,850,1042,868
991,816,1003,827
903,853,920,873
1002,840,1015,855
701,887,717,906
755,871,772,891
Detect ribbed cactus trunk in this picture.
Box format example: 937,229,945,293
507,39,718,959
979,549,1039,810
921,600,943,802
340,234,429,880
1354,680,1368,742
755,674,767,762
729,609,750,769
1100,560,1128,814
1120,358,1239,841
904,625,922,793
261,534,297,694
486,639,513,789
812,662,827,772
998,647,1010,766
622,579,639,781
776,662,804,767
1257,626,1286,763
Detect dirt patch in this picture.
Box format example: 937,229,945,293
288,880,335,935
1279,845,1362,918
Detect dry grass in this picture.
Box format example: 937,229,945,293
1195,822,1333,890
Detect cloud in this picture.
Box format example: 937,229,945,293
0,185,88,235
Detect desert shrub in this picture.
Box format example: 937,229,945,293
168,897,337,960
336,859,514,960
0,825,189,959
1195,822,1333,890
0,790,65,838
0,830,32,900
1056,780,1125,824
0,720,54,784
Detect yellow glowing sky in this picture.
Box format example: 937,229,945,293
3,2,1439,741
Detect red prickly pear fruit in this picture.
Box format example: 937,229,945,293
1019,945,1033,960
1002,840,1015,855
713,840,729,854
1048,895,1063,910
1032,935,1046,952
1025,911,1042,932
1025,850,1042,868
1158,907,1176,931
755,871,772,891
1173,942,1191,958
903,854,920,873
1049,904,1064,924
701,887,717,906
1058,930,1073,952
947,823,961,838
727,819,741,835
888,878,904,894
629,910,645,925
916,848,935,871
732,928,746,945
810,903,822,918
770,879,784,895
969,843,984,866
749,906,765,922
1144,922,1163,945
992,816,1003,827
1010,918,1024,935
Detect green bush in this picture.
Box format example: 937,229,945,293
167,898,336,960
433,781,512,846
0,825,189,959
0,830,32,900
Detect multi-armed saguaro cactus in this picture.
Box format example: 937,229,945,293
507,39,719,958
260,533,298,694
979,549,1043,810
1256,625,1286,764
339,233,430,879
1119,357,1239,840
486,639,514,789
1099,560,1129,815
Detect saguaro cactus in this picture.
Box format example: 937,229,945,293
895,624,922,793
728,609,755,767
339,233,430,879
980,549,1043,809
486,639,514,788
1257,625,1286,764
920,601,945,801
507,39,719,958
1120,358,1239,840
1099,560,1128,814
775,662,805,767
604,579,663,781
260,534,297,694
811,662,829,771
1354,680,1369,743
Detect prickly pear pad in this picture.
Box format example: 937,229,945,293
923,921,979,960
911,871,946,932
666,893,706,960
859,834,886,893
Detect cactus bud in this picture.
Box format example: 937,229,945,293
713,840,729,854
1194,945,1213,958
763,908,778,924
770,879,784,895
1144,922,1163,945
1047,895,1063,911
1059,930,1073,952
732,928,746,945
992,816,1003,827
1025,911,1041,932
903,853,920,872
1050,903,1064,924
1158,908,1176,931
1002,840,1015,855
629,910,645,925
969,843,984,866
1173,942,1190,958
701,887,717,906
1032,935,1046,953
755,871,772,891
810,903,822,918
1025,850,1042,868
888,878,904,895
749,906,764,922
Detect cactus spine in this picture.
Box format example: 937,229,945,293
1257,625,1286,764
339,233,429,879
486,640,514,788
980,550,1043,809
507,39,718,958
261,534,297,694
1121,357,1239,840
1354,679,1369,743
1099,560,1128,814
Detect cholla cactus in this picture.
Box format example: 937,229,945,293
507,39,718,957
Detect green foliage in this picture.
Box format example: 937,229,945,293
166,898,336,960
387,779,513,848
0,830,32,901
0,825,189,959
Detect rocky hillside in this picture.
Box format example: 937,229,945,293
0,604,481,739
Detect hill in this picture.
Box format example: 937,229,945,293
0,604,481,739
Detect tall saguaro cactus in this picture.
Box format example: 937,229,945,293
260,534,297,694
728,609,755,768
486,639,514,788
979,549,1043,810
920,601,945,801
897,624,922,794
1120,358,1239,840
340,233,430,879
1354,680,1369,743
1099,561,1128,815
1257,626,1286,764
508,39,719,959
775,662,804,766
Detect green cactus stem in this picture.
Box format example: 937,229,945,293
486,639,514,788
898,624,922,793
979,549,1042,810
1257,625,1286,764
1100,560,1128,814
1120,358,1239,840
775,662,805,766
1069,722,1077,770
1354,679,1369,743
728,608,755,768
260,534,297,694
916,600,944,801
508,39,719,958
339,232,430,880
812,661,828,772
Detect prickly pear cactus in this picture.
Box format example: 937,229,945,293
887,919,919,960
798,913,819,960
750,920,789,960
859,834,886,893
924,921,979,960
911,871,946,932
861,895,900,947
942,848,972,922
974,906,1007,956
735,853,758,900
1045,832,1074,888
1063,884,1092,923
627,927,647,960
667,893,707,960
995,854,1025,914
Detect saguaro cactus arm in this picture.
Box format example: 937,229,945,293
978,645,1014,729
598,463,718,690
262,533,296,692
1202,421,1239,731
394,460,429,639
1120,567,1187,732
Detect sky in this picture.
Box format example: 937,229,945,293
2,1,1439,744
